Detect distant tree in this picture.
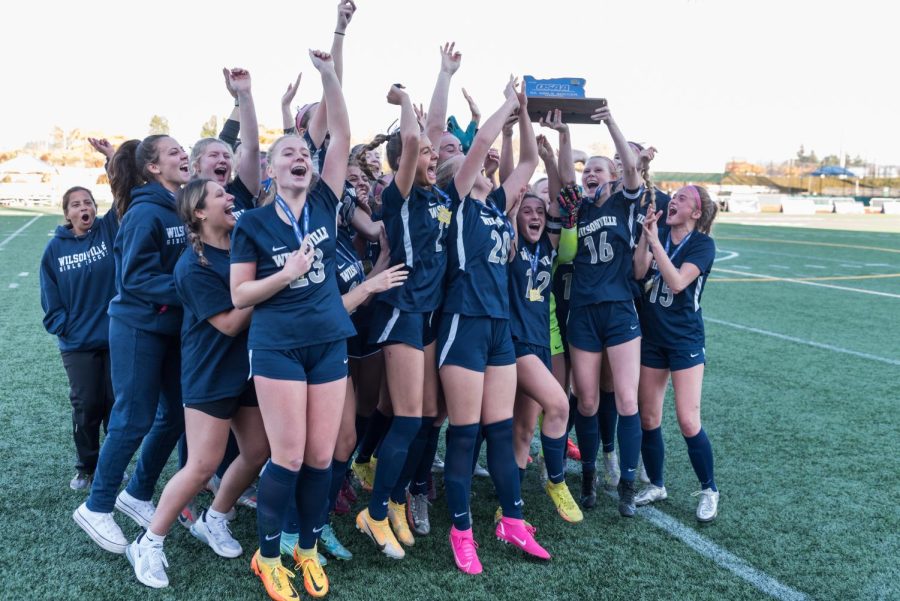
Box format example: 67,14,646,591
848,154,866,167
808,150,818,164
149,115,170,135
200,115,218,139
821,155,841,166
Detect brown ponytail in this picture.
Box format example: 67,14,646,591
694,185,718,235
176,178,212,267
357,134,393,181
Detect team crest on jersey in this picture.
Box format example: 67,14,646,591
57,241,109,272
166,225,186,246
578,216,617,237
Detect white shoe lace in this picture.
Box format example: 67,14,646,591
142,544,169,581
207,515,236,546
97,512,125,540
692,489,717,515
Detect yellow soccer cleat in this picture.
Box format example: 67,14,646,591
355,508,405,559
545,480,584,523
251,550,299,601
351,459,376,492
387,500,415,547
293,544,329,598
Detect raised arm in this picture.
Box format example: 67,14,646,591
499,112,517,183
633,205,656,280
592,105,640,190
312,50,350,198
425,42,462,150
306,1,356,148
388,85,420,199
218,68,241,148
537,134,562,204
281,73,302,133
454,78,518,197
541,109,575,186
229,68,260,195
501,83,539,198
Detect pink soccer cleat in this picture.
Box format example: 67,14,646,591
449,526,482,575
495,517,551,560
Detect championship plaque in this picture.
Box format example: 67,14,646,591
524,76,607,124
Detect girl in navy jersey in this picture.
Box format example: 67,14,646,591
191,68,260,218
124,179,269,588
354,53,459,559
507,189,582,524
73,135,190,553
633,185,720,522
435,79,549,574
41,186,118,491
555,104,646,518
230,50,357,601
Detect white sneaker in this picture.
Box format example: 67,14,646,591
602,451,621,490
115,490,156,529
694,488,719,522
73,502,128,554
190,512,243,558
637,457,651,484
634,484,668,506
432,455,445,473
473,462,489,478
126,538,169,588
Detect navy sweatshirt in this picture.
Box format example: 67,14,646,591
107,182,187,335
40,211,119,351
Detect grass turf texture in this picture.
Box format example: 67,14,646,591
0,212,897,600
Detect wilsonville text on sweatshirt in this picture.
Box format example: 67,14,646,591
40,211,120,351
107,182,187,335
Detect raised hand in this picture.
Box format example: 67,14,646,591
386,83,408,106
227,68,251,94
281,73,302,108
439,42,462,75
413,103,427,130
515,79,528,110
639,146,658,170
590,105,613,125
502,111,518,137
87,137,115,159
462,87,481,122
282,240,315,281
484,148,500,178
335,0,356,32
642,206,663,247
222,67,237,99
366,263,408,294
536,134,555,162
309,49,335,72
539,109,568,134
503,74,519,99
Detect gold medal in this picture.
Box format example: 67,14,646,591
643,279,653,294
529,288,542,302
437,206,451,224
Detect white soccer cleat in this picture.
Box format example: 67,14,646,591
602,451,621,490
73,502,128,554
634,484,668,506
693,488,719,522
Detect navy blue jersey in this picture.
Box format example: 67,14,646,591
304,131,327,175
228,176,256,221
375,180,448,312
508,234,556,348
639,227,715,349
443,184,512,319
335,227,365,297
175,244,249,403
631,188,671,298
230,182,355,350
570,187,642,308
40,211,119,351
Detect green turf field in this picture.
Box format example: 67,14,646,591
0,211,897,601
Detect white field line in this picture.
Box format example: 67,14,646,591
714,267,900,299
706,317,900,367
0,215,41,249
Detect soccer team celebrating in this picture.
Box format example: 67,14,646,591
39,3,721,599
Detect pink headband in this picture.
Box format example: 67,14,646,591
683,185,701,210
294,103,318,132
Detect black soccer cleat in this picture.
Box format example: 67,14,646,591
580,469,597,509
617,479,637,517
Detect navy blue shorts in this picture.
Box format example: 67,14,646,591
250,340,348,384
368,302,438,350
567,300,641,352
513,340,552,371
641,341,706,372
348,308,380,359
184,384,258,420
437,314,516,372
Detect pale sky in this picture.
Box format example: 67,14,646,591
4,0,898,171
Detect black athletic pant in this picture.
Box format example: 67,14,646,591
61,349,114,473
